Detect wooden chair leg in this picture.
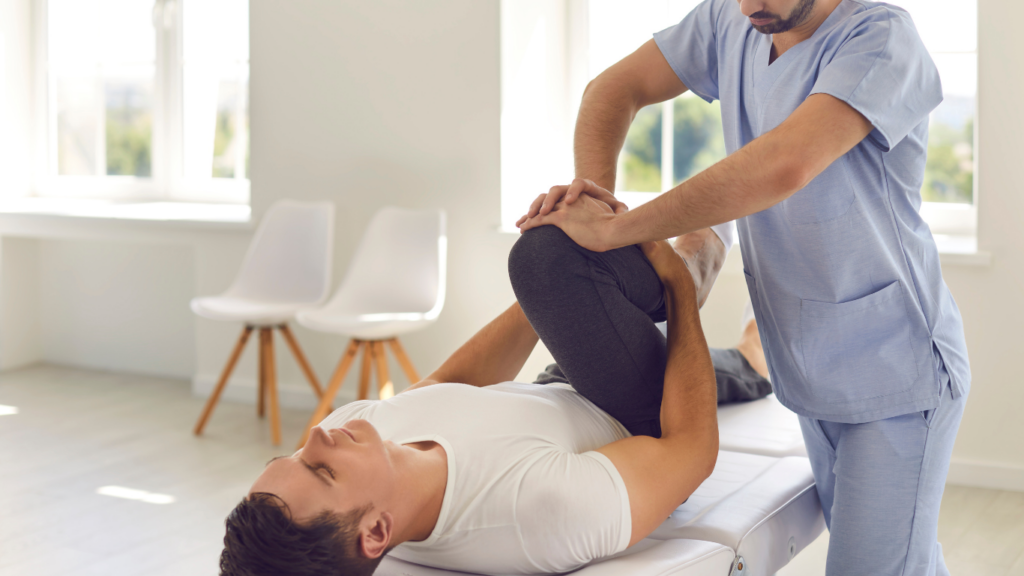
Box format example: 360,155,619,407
257,329,266,418
358,341,374,401
278,324,325,399
374,341,395,400
194,326,253,436
296,339,362,449
387,338,421,384
264,328,282,446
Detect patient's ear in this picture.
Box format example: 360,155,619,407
359,511,394,559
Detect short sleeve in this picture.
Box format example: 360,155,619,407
653,0,724,103
809,8,942,151
516,450,631,572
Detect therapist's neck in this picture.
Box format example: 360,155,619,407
771,0,842,60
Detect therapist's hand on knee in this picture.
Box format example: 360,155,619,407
515,178,628,229
518,193,620,252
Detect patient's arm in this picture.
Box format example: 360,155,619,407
595,241,719,547
402,303,539,393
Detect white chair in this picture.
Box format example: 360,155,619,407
295,207,446,447
192,200,335,446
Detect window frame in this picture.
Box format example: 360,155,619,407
32,0,250,205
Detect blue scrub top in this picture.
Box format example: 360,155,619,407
655,0,970,423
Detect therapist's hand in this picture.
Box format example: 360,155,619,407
515,179,628,229
518,193,619,252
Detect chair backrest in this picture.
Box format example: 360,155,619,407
225,200,335,303
325,207,446,318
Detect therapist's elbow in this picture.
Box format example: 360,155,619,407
583,72,645,114
770,156,817,202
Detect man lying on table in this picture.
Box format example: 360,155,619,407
218,214,771,576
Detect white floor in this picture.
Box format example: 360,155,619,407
1,365,1022,576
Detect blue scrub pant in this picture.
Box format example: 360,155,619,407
798,361,966,576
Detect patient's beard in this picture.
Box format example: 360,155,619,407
750,0,815,34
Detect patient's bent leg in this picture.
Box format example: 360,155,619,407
509,226,668,436
709,348,772,403
535,344,772,405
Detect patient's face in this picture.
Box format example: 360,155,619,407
250,419,396,523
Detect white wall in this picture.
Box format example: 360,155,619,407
0,237,40,368
937,0,1024,488
0,0,33,200
36,240,196,377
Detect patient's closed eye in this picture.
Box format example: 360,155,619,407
316,463,336,479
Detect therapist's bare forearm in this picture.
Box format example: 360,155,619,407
607,135,802,249
573,82,638,191
659,271,718,450
574,39,689,191
602,93,875,249
424,303,539,388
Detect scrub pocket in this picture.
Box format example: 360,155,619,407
799,280,919,404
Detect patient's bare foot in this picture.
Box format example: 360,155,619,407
735,315,770,380
672,228,726,309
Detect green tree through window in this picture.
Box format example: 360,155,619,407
619,96,726,193
619,94,973,206
923,116,973,204
621,105,662,192
673,97,726,185
105,83,152,177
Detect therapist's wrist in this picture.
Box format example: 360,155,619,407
602,212,632,252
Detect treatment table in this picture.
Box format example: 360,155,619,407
374,395,824,576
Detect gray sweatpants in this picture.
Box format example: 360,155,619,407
509,226,770,437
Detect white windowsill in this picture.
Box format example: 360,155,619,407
934,235,991,266
0,197,252,230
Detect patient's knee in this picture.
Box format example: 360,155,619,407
508,226,580,299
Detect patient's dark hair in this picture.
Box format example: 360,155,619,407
219,492,383,576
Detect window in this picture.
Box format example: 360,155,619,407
889,0,976,206
888,0,977,238
38,0,249,203
501,0,978,239
588,0,725,205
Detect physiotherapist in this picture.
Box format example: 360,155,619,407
517,0,970,574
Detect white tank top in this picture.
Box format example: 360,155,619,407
318,381,632,574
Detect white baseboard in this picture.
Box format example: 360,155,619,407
191,374,356,410
947,459,1024,492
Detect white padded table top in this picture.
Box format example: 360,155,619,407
717,394,807,458
372,451,824,576
650,452,824,576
